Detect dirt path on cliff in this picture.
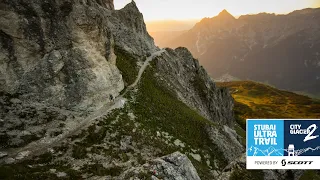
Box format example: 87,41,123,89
129,49,166,88
1,49,166,163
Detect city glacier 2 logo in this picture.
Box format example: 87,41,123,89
246,119,320,169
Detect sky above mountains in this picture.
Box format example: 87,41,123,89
114,0,320,21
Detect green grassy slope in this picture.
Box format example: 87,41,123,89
0,52,232,180
217,81,320,130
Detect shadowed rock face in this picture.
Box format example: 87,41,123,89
149,152,202,180
0,0,153,111
155,47,234,126
0,0,160,148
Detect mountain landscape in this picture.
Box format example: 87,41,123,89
160,8,320,98
0,0,249,179
0,0,319,180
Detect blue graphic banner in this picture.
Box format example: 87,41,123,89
247,119,284,156
246,119,320,169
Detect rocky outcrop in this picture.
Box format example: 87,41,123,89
154,47,234,125
110,1,157,56
0,0,159,149
150,152,201,180
121,152,201,180
0,0,124,111
0,0,157,111
206,125,243,162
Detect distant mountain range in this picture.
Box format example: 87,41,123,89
155,8,320,97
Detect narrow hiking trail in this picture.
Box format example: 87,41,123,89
129,49,166,88
0,49,166,163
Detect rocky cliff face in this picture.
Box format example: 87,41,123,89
0,1,243,179
0,0,123,111
0,0,156,111
110,1,157,56
0,0,159,150
120,152,201,180
155,47,234,125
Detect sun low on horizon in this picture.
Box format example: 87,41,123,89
115,0,320,21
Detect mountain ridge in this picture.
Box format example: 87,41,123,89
160,7,320,96
217,9,236,20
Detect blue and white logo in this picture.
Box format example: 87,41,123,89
246,119,320,169
284,120,320,156
247,120,284,156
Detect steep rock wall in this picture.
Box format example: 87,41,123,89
155,47,234,126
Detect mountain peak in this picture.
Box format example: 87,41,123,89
122,0,139,11
220,9,229,14
217,9,235,20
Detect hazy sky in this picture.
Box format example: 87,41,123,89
114,0,320,21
